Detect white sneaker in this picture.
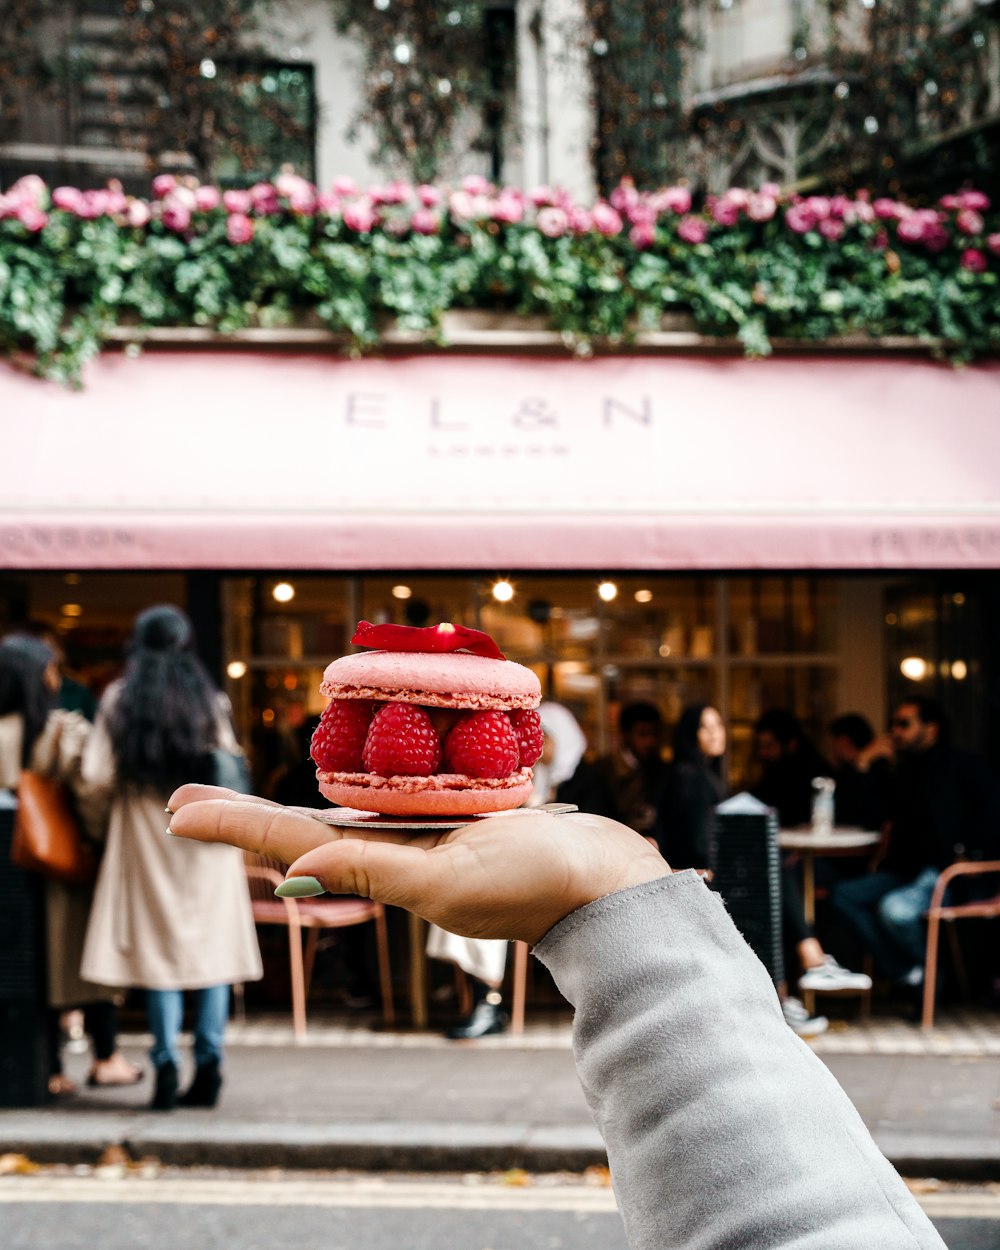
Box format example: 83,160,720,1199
781,996,829,1037
798,955,872,993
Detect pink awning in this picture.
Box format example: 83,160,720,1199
3,350,999,570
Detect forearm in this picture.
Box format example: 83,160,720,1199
534,872,944,1250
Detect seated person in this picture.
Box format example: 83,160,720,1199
167,786,946,1250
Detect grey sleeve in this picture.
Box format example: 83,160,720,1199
533,870,944,1250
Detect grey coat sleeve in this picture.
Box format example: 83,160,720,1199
533,870,944,1250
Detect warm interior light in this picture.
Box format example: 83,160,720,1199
63,573,81,585
272,582,295,604
226,660,248,680
492,580,514,603
392,584,412,600
634,589,653,603
951,660,968,681
60,603,83,617
900,656,928,681
598,581,618,602
658,644,672,657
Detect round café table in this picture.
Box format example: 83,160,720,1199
778,827,881,1014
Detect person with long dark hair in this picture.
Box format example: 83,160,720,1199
654,702,726,869
0,634,139,1097
80,606,261,1111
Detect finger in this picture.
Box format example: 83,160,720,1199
169,783,280,811
170,798,341,864
287,838,447,918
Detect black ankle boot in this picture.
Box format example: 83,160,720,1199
447,989,508,1040
151,1061,178,1111
179,1060,222,1108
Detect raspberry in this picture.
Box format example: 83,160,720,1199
510,708,544,768
363,702,441,777
444,710,520,779
311,700,375,772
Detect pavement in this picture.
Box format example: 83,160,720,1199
1,1006,998,1181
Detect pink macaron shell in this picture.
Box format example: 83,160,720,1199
318,768,534,817
320,649,540,710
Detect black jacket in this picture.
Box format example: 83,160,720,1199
654,760,726,870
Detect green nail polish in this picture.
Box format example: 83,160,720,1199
275,875,324,898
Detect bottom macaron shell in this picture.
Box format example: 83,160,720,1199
318,774,535,817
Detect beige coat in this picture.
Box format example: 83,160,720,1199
0,709,113,1009
79,684,262,991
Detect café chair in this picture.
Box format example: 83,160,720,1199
921,859,1000,1029
244,851,395,1038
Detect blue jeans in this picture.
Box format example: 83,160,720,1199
146,985,230,1070
830,868,939,982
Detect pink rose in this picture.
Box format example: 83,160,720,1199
373,180,411,206
629,221,656,248
249,182,279,214
939,194,961,211
676,215,708,244
490,192,524,224
194,185,222,211
709,197,740,227
724,188,750,210
332,175,358,197
846,200,875,225
960,248,987,273
873,229,889,251
410,207,440,235
570,207,593,234
52,186,85,214
223,189,253,214
316,191,341,215
536,206,569,238
609,180,639,214
747,193,777,222
226,212,254,245
805,196,831,220
448,190,477,221
417,184,441,207
785,203,817,234
151,173,177,199
342,200,376,232
759,182,781,199
288,188,316,215
103,186,129,215
528,185,556,207
653,186,691,216
956,208,984,236
959,190,990,212
896,215,926,243
828,195,850,219
462,174,493,197
591,201,623,236
275,172,313,200
873,197,901,220
126,199,151,228
16,204,47,232
10,175,47,208
161,201,191,232
818,218,845,241
987,233,1000,255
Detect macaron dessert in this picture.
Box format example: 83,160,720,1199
310,620,544,817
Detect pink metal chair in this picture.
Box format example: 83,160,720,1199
921,859,1000,1029
244,851,394,1037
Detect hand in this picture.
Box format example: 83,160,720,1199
167,786,672,946
857,733,894,772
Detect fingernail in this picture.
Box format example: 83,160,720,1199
164,806,173,815
275,875,324,898
165,826,175,836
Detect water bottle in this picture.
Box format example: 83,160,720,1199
811,777,835,836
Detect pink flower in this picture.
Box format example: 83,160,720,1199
896,214,926,243
333,175,358,196
724,188,750,210
51,186,85,214
956,208,984,236
275,171,313,200
987,233,1000,256
536,206,569,238
10,175,47,208
591,202,623,236
939,194,961,211
569,207,593,234
746,193,777,222
828,195,851,219
125,199,151,228
316,191,341,215
846,200,875,225
102,185,129,215
223,189,253,214
818,218,845,241
960,248,987,273
288,188,316,215
461,174,493,197
805,196,831,220
417,184,441,207
653,185,692,215
151,173,177,199
16,204,47,232
249,182,279,214
448,190,478,221
709,197,740,227
677,215,708,244
785,203,817,234
373,179,411,206
959,190,990,212
410,207,440,235
629,221,656,248
528,185,556,207
873,197,901,220
490,193,524,224
873,229,889,251
342,200,376,232
759,182,781,199
609,180,639,214
226,212,254,245
194,185,222,211
161,201,192,233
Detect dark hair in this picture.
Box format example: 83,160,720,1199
754,707,803,747
673,702,723,772
896,695,950,744
0,634,57,766
619,701,662,734
829,713,874,751
109,605,219,788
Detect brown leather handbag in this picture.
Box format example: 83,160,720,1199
10,770,98,887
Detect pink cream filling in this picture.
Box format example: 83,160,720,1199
317,768,533,793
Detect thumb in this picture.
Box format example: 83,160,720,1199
286,837,445,919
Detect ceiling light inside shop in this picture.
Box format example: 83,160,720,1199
659,644,672,657
952,592,966,606
227,661,248,680
61,603,83,617
951,660,968,681
598,581,618,602
272,582,296,604
634,589,653,603
392,585,412,600
900,656,928,681
492,580,515,603
64,573,81,585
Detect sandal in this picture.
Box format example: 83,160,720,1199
48,1074,78,1098
86,1056,144,1088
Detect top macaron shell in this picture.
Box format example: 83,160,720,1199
320,649,541,710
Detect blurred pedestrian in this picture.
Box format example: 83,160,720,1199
80,606,262,1111
828,712,891,832
654,702,726,869
0,634,138,1097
